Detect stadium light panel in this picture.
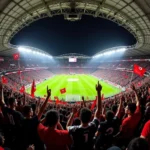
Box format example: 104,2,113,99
26,49,31,52
18,47,27,51
93,54,102,58
116,48,126,52
18,46,52,59
92,47,127,59
121,48,126,51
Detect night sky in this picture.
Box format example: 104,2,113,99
11,15,136,56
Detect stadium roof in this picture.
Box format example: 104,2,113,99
0,0,150,57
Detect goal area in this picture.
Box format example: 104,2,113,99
66,95,81,102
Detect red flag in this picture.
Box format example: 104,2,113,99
13,53,20,60
19,85,25,93
56,99,60,104
91,96,97,110
133,64,146,77
31,80,36,98
1,76,8,84
60,88,66,94
54,96,60,104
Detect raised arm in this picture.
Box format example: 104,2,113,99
102,104,106,117
115,95,123,118
0,84,5,106
66,107,77,130
82,96,86,107
35,97,41,115
94,81,102,119
38,86,51,120
131,84,139,106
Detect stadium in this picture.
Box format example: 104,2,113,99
0,0,150,150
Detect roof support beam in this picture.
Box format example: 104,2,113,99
60,3,63,13
41,0,52,17
95,0,106,17
26,0,41,17
84,3,87,13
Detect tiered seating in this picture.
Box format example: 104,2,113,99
5,70,53,91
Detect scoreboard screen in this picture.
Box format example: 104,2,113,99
69,57,77,62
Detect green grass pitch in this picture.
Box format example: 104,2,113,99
26,74,121,101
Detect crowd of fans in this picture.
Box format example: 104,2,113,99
0,77,150,150
50,68,95,74
0,59,150,150
4,70,53,91
0,58,48,72
92,69,147,88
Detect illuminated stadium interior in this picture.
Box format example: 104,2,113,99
0,1,150,150
0,0,150,100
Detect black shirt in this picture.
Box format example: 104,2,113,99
68,118,99,150
2,107,24,136
95,117,118,149
20,116,44,150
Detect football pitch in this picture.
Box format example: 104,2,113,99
26,74,121,101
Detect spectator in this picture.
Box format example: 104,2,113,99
0,96,24,149
140,120,150,146
107,146,121,150
127,137,149,150
38,110,72,150
115,85,141,146
66,81,102,150
95,96,123,149
20,105,44,150
0,133,10,150
37,87,72,150
0,70,150,150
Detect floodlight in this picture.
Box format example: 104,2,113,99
116,48,126,52
18,47,26,51
120,48,126,51
111,50,116,53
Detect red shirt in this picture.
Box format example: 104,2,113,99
120,105,141,139
37,123,72,150
0,147,4,150
141,120,150,144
